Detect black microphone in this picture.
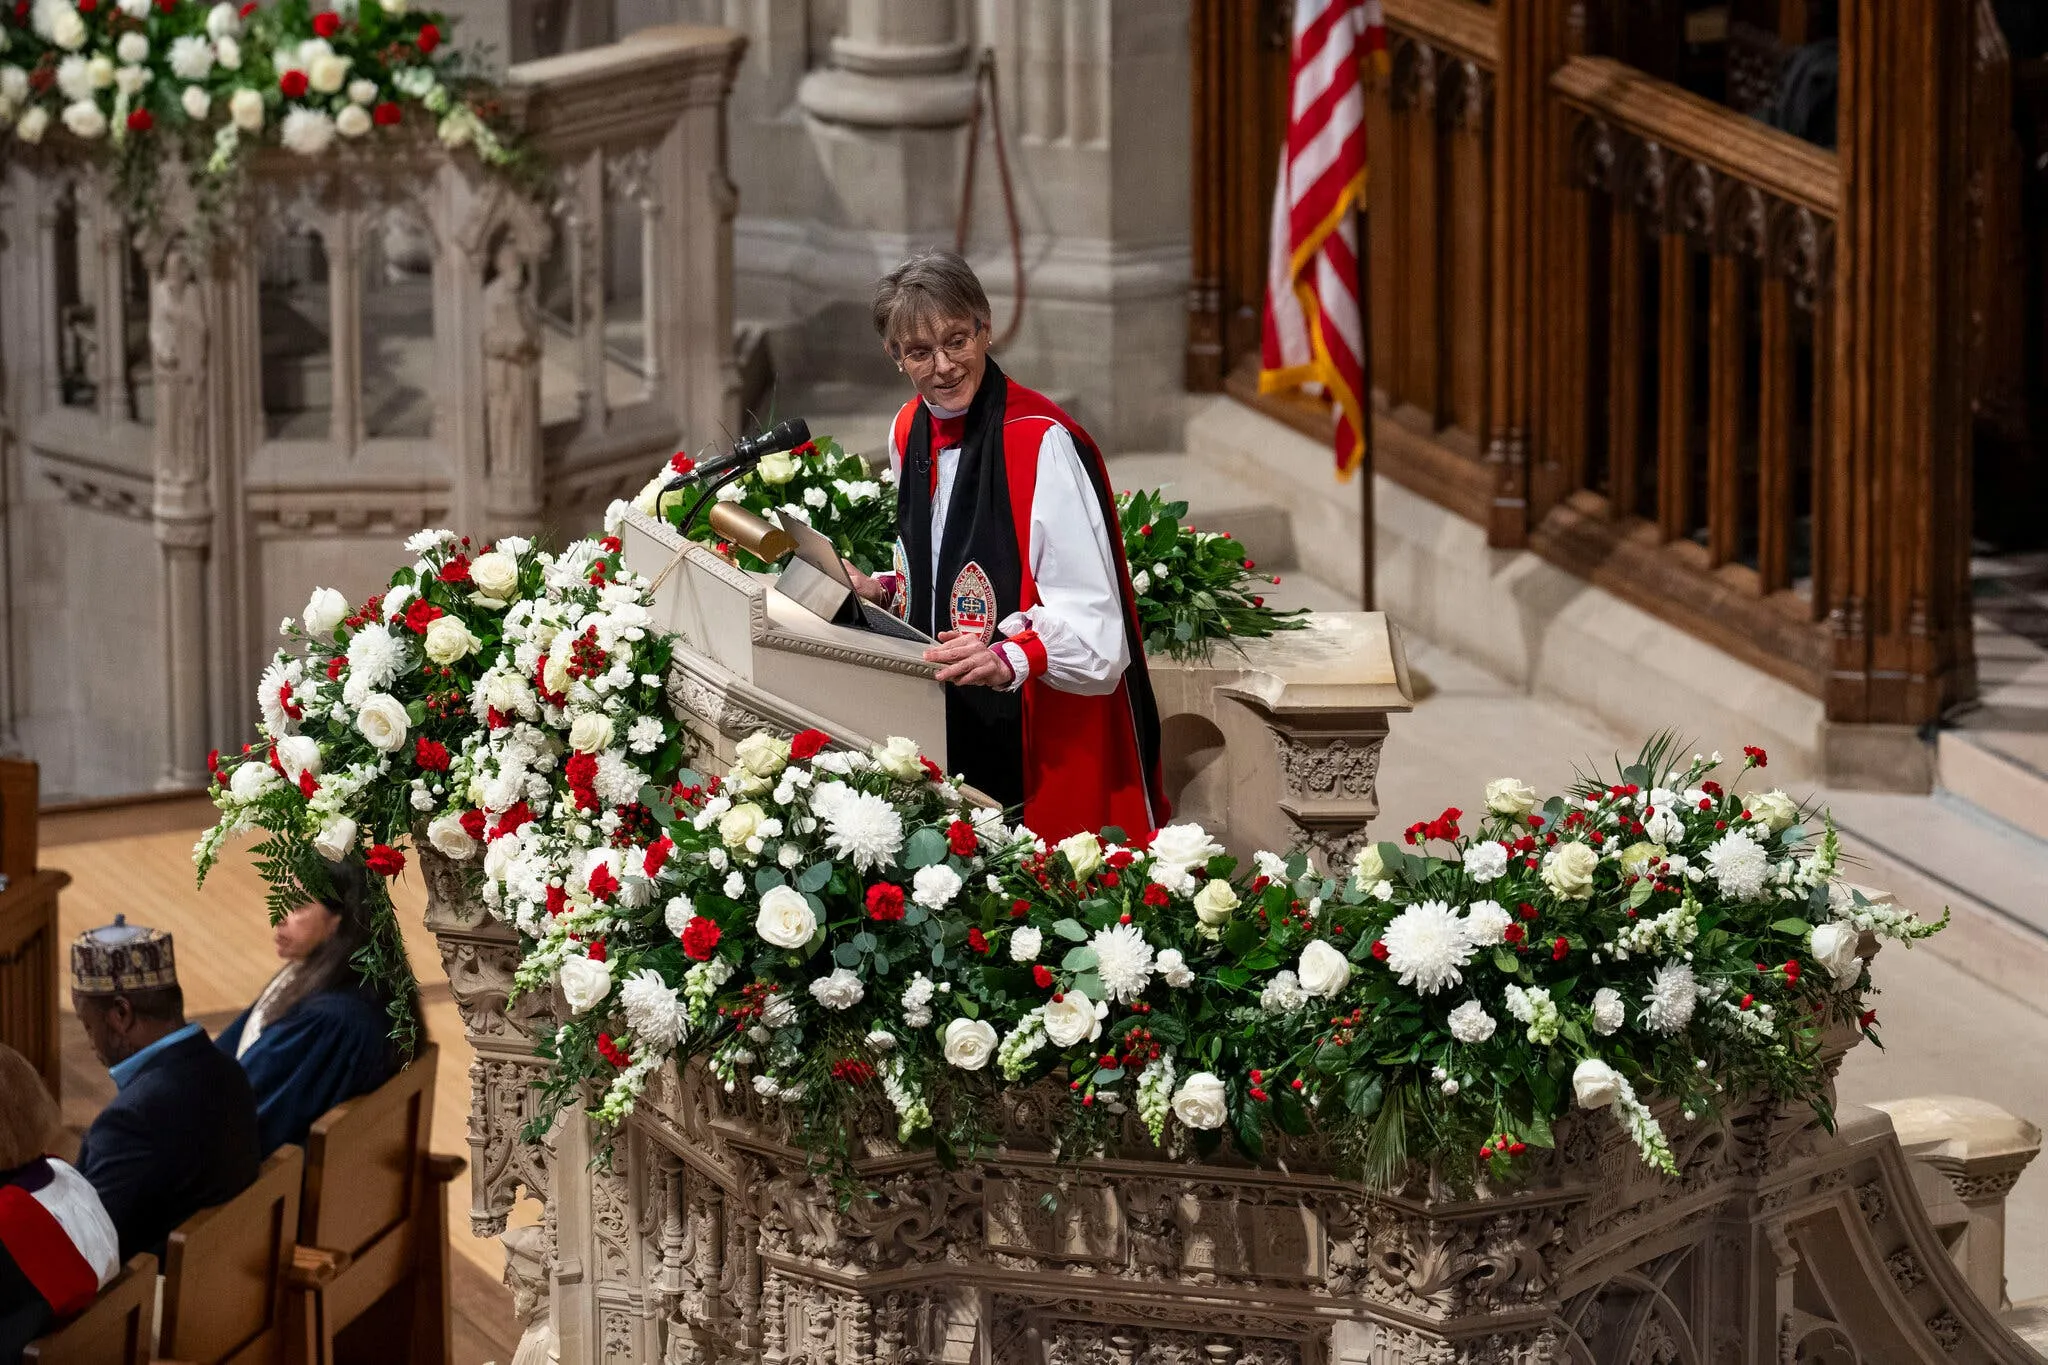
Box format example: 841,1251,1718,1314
669,418,811,490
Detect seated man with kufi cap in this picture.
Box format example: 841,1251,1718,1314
70,916,260,1264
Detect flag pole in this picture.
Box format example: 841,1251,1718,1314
1356,205,1375,611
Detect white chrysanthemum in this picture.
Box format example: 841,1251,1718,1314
1461,899,1513,947
1380,899,1477,995
1447,999,1497,1044
593,750,648,808
1702,829,1770,901
620,969,684,1050
911,864,962,910
281,106,336,156
1591,986,1626,1035
1462,840,1509,884
1090,922,1155,1003
814,783,903,872
1259,969,1307,1015
342,621,403,703
1642,960,1697,1033
626,715,664,754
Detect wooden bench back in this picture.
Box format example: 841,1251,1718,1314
159,1144,303,1365
300,1044,437,1297
22,1253,157,1365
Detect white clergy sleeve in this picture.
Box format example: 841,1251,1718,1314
997,422,1130,696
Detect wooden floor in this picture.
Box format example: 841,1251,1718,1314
44,800,525,1364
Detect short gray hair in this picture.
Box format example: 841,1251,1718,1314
871,249,990,352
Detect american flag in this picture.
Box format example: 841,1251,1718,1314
1258,0,1387,476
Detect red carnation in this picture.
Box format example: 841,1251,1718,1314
126,108,152,133
12,2,28,22
564,751,598,789
490,800,534,840
207,749,221,775
415,736,451,771
680,915,720,961
279,69,309,98
1743,745,1768,768
1502,923,1525,945
1859,1009,1878,1029
77,0,92,9
588,863,620,901
365,843,406,877
372,100,402,126
946,819,977,857
326,655,347,680
1552,936,1569,961
918,756,944,782
312,9,340,37
1010,898,1031,919
439,555,472,584
789,728,830,761
1142,884,1169,908
238,0,256,14
1782,958,1801,984
545,885,567,917
967,927,990,955
596,1033,629,1069
1370,939,1388,961
298,770,318,798
866,883,905,922
585,938,606,963
416,20,440,52
1032,964,1054,989
403,597,444,634
669,452,695,476
643,836,672,878
459,808,487,840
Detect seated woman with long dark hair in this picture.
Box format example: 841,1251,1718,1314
216,860,409,1155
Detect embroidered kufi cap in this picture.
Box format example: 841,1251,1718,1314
69,914,177,996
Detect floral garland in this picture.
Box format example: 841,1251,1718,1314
204,498,1945,1188
628,439,1304,663
1,0,522,221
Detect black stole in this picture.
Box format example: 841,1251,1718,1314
896,358,1027,806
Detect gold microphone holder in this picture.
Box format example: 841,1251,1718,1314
707,502,796,563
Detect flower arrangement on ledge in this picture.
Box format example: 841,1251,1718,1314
629,438,1306,663
1,0,522,219
198,495,1944,1188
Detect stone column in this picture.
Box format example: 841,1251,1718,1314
796,1,975,235
149,241,213,791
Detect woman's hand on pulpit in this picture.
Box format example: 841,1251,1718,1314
844,560,890,605
924,629,1015,689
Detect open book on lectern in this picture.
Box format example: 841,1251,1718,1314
770,511,936,646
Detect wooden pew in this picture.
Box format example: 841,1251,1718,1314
22,1254,158,1365
287,1045,464,1365
0,757,67,1103
157,1146,304,1365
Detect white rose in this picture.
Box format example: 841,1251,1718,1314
1808,921,1864,986
181,85,212,120
309,51,349,93
756,450,797,485
1296,939,1352,998
559,955,613,1015
808,967,865,1011
1008,926,1043,963
205,1,240,39
311,815,356,861
60,99,104,140
1170,1072,1228,1130
14,105,47,142
1041,989,1106,1047
1191,878,1238,928
541,650,573,698
1351,843,1385,886
49,8,85,50
335,102,371,138
1447,999,1497,1043
756,885,818,950
354,692,410,752
568,713,614,755
1485,777,1540,817
942,1017,998,1071
469,550,518,600
347,77,377,104
422,614,479,665
216,34,242,69
228,85,262,130
872,735,924,782
717,801,766,849
482,836,517,883
1751,790,1799,834
0,67,27,105
1572,1058,1624,1109
1057,832,1103,878
1541,842,1600,900
734,731,789,777
1148,823,1224,875
274,734,322,782
425,812,477,861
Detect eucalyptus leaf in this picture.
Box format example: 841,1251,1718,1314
754,866,786,893
797,861,833,893
902,827,948,869
1062,946,1099,972
1052,918,1089,942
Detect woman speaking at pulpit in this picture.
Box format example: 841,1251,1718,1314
845,248,1167,843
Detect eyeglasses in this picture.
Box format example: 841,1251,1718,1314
897,325,984,372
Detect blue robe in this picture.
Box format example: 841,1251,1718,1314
216,989,397,1157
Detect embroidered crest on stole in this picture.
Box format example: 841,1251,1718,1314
889,540,911,620
948,561,996,643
